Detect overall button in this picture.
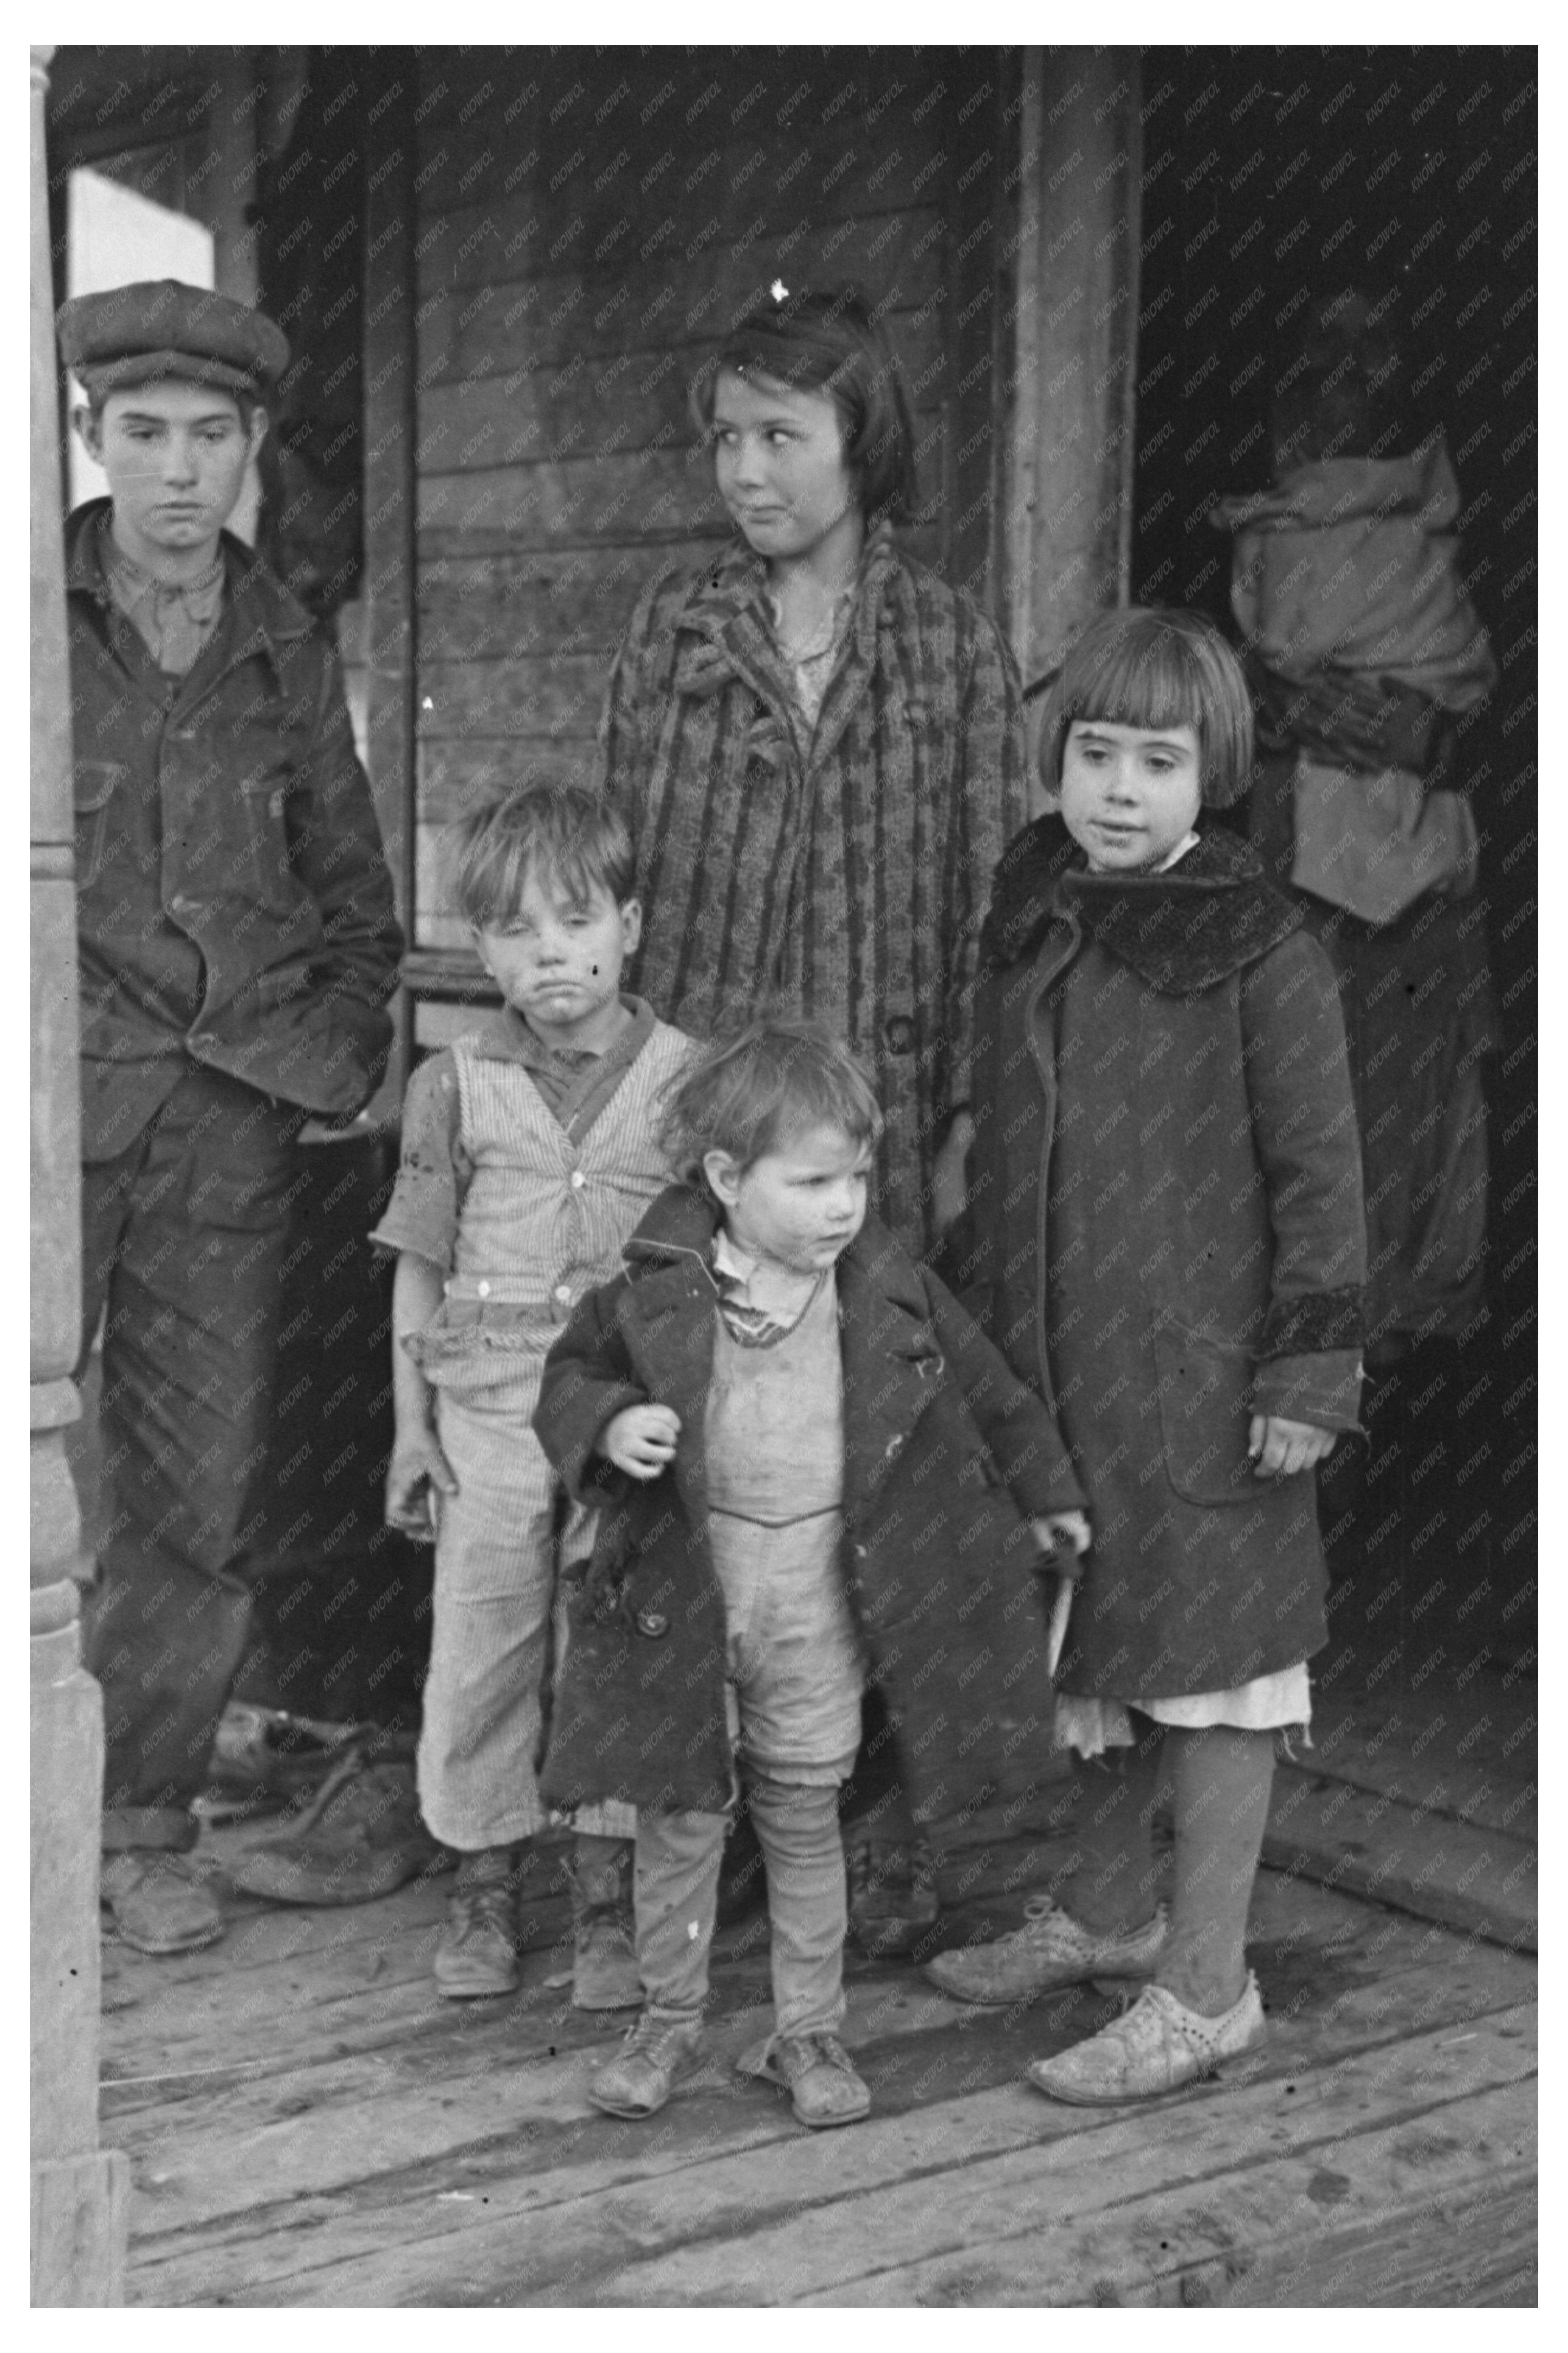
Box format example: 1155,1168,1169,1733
476,1279,491,1298
553,1284,573,1304
570,1170,586,1189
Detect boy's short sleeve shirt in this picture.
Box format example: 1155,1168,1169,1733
369,996,658,1268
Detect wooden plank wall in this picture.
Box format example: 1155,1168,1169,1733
408,48,1008,969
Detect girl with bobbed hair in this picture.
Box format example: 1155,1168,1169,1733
598,281,1029,1261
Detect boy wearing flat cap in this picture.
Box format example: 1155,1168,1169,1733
57,280,404,1955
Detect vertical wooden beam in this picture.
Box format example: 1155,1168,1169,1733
30,39,130,2306
207,48,261,306
947,50,1021,613
1003,51,1045,675
1001,49,1143,694
359,59,417,1122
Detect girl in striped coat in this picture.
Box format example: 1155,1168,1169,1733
599,283,1030,1261
372,785,698,2009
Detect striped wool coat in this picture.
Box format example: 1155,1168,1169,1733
598,530,1029,1253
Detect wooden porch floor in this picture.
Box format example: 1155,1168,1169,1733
101,1650,1538,2307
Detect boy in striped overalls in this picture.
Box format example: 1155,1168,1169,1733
373,785,697,2004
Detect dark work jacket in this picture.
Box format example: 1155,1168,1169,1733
66,500,403,1156
954,818,1366,1699
534,1185,1084,1822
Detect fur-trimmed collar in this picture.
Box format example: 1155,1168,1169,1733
982,815,1305,994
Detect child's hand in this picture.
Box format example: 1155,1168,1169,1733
386,1430,458,1542
1031,1510,1092,1576
1248,1415,1337,1477
600,1404,682,1481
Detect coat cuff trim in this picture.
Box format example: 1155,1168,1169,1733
1260,1286,1365,1359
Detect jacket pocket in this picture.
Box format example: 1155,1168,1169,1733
72,758,127,890
1153,1322,1257,1504
237,752,304,915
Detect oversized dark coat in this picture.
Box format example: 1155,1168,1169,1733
534,1185,1084,1823
956,818,1366,1700
597,529,1030,1254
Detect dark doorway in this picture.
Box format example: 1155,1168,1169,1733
1130,47,1536,1674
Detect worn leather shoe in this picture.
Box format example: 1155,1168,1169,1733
570,1835,641,2011
925,1895,1168,2006
588,2011,705,2118
436,1847,521,1998
738,2029,872,2128
846,1838,939,1958
1026,1972,1266,2104
101,1851,225,1955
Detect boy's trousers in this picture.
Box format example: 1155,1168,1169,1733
420,1354,634,1851
80,1065,306,1852
634,1506,863,2037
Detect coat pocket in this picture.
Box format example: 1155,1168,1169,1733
237,752,304,915
72,758,127,890
1152,1322,1257,1504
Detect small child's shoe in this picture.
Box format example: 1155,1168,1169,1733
570,1834,641,2011
434,1847,520,1998
1025,1972,1266,2105
738,2030,872,2129
924,1895,1168,2006
588,2009,705,2118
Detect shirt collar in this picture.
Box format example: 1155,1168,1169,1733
65,497,314,656
711,1228,758,1291
467,993,654,1070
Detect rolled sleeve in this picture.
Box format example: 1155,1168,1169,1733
369,1052,467,1267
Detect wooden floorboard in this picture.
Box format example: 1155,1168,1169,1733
101,1646,1538,2307
105,1835,1537,2307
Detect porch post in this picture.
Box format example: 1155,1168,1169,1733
30,39,130,2307
1002,48,1143,693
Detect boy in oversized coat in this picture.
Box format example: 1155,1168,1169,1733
927,608,1366,2104
534,1020,1088,2129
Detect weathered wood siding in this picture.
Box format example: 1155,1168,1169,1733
409,49,1006,963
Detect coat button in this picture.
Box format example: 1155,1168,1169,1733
635,1610,669,1640
883,1014,916,1056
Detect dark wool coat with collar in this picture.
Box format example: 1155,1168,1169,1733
953,817,1366,1701
597,531,1029,1255
534,1186,1084,1822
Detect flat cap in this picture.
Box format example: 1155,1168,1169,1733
57,279,289,400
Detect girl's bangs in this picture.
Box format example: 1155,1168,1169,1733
1073,630,1206,734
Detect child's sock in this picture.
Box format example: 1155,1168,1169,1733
1065,1727,1167,1939
1159,1725,1274,2015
